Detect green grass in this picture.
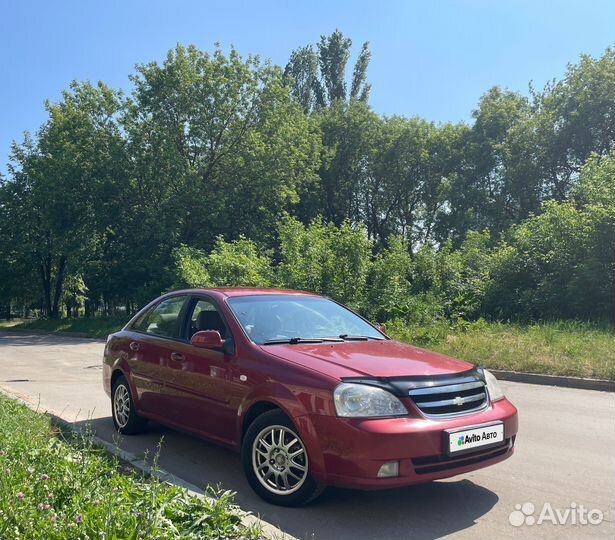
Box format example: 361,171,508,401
0,395,262,540
0,317,125,338
388,319,615,381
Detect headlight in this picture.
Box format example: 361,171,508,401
333,383,408,418
482,369,505,401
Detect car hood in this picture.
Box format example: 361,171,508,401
261,339,474,379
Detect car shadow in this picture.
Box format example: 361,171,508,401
75,416,499,540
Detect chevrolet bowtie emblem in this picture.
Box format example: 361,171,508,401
453,396,465,406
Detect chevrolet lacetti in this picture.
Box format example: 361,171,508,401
103,288,518,506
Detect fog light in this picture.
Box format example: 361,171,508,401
377,461,399,478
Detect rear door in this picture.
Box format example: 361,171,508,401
125,295,189,419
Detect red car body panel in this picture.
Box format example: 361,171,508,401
103,288,518,490
261,341,474,379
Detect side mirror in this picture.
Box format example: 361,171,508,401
377,323,387,335
191,330,224,349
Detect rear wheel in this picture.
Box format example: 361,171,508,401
111,375,146,434
242,410,324,506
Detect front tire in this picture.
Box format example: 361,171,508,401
242,410,324,506
111,375,146,434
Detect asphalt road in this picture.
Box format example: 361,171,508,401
0,330,613,540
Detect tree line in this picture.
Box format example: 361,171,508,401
0,31,613,323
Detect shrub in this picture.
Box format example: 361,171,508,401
364,235,412,321
172,237,273,289
206,236,273,287
277,215,372,309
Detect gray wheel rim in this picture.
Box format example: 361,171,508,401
113,384,130,428
252,424,308,495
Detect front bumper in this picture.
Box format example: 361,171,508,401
308,398,518,488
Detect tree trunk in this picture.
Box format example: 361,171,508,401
40,256,52,317
50,255,67,319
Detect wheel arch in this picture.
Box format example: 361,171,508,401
239,392,327,483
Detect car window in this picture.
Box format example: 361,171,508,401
142,296,188,339
228,295,382,345
188,299,228,339
132,305,155,332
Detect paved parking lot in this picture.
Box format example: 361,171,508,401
1,330,613,539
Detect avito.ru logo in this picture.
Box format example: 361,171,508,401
509,502,603,527
457,434,481,446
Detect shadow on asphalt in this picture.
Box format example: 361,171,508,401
76,416,499,540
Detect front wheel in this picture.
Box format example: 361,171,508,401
242,410,324,506
111,375,146,434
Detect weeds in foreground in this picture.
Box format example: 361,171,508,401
0,396,262,539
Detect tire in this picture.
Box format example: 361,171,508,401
242,409,324,506
111,375,147,435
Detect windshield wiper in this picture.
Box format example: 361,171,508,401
339,334,384,341
263,337,344,345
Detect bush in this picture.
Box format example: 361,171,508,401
173,237,273,289
277,216,372,309
364,235,413,322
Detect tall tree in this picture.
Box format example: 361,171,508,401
126,45,322,250
4,82,127,317
284,30,371,113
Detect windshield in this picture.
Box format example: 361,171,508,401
227,295,384,345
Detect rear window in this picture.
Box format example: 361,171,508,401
133,296,188,339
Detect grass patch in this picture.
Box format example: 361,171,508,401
388,319,615,381
0,317,125,338
0,395,262,539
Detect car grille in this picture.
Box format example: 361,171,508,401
408,375,488,417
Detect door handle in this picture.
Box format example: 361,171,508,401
129,341,140,352
170,352,185,362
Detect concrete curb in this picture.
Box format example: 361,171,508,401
0,388,296,540
491,369,615,392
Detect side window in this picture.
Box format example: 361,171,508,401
132,306,155,332
189,299,227,339
142,296,188,339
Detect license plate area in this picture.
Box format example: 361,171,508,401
445,421,504,456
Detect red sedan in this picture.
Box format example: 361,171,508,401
103,288,518,506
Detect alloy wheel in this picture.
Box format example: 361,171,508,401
113,384,131,428
252,424,308,495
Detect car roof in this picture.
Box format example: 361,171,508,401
169,287,321,298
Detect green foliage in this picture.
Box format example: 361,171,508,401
277,216,372,309
206,237,273,287
284,29,371,113
0,396,261,539
173,237,272,289
172,246,211,288
364,235,413,321
1,41,614,326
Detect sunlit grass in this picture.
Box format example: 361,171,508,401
388,319,615,380
0,395,262,539
0,317,125,338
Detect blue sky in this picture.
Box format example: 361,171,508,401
1,0,614,171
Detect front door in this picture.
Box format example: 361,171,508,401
163,297,245,445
